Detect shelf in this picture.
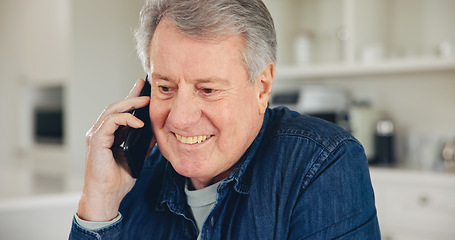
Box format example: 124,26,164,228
267,0,455,77
275,58,455,80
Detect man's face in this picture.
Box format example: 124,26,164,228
148,20,271,187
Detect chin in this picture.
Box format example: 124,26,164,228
169,157,209,177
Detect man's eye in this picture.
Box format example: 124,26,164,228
159,86,171,92
201,88,215,94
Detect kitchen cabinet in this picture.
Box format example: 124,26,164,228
264,0,455,81
370,167,455,240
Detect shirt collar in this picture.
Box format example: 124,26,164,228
156,162,187,212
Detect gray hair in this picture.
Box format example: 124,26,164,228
134,0,277,82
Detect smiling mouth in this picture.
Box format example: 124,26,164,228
175,133,212,145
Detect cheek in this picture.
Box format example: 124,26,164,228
149,100,169,129
213,96,258,141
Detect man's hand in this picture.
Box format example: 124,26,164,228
77,79,151,222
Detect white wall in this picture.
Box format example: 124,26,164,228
0,0,21,167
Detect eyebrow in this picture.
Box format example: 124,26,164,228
151,73,170,81
195,77,231,85
151,73,231,86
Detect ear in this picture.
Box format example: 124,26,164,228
256,63,274,115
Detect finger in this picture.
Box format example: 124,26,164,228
91,113,145,149
91,96,150,135
108,96,150,115
86,78,148,145
126,78,145,99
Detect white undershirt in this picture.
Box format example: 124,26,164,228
185,181,221,236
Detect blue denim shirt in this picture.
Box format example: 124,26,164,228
69,107,381,239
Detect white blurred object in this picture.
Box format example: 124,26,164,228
361,43,386,63
297,85,349,114
294,29,313,65
439,40,455,59
407,132,447,170
296,85,350,130
0,192,80,240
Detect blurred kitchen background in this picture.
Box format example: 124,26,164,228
0,0,454,239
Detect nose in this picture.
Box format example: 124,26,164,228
167,87,201,131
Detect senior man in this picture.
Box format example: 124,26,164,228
70,0,380,239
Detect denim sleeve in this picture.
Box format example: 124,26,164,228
289,139,381,239
69,215,123,240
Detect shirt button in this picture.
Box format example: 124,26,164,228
210,216,215,227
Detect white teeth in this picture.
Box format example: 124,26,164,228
175,133,210,144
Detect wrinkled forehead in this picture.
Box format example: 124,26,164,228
149,19,249,83
150,18,248,71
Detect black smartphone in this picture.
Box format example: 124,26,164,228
123,76,153,178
